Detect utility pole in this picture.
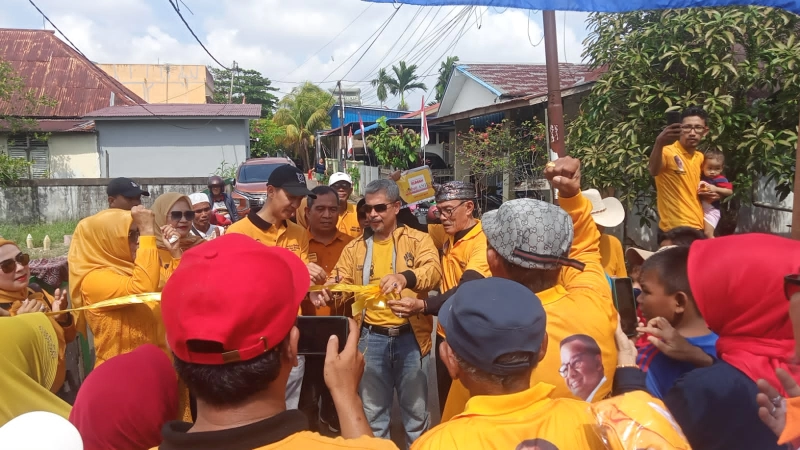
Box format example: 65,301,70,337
542,11,566,157
228,61,237,104
338,80,346,168
165,64,171,104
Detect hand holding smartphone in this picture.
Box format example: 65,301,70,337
612,277,639,338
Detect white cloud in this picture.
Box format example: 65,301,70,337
2,0,591,110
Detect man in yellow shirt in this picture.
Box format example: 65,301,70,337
299,185,354,433
648,106,714,242
583,189,627,277
442,157,618,420
296,172,362,238
325,179,442,445
412,277,607,450
387,181,491,415
155,235,397,450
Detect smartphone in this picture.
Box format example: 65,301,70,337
666,110,682,126
296,316,349,356
612,277,639,338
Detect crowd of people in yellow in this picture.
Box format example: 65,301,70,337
1,106,800,450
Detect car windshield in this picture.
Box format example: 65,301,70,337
238,163,287,183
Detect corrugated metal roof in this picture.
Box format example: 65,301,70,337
0,29,146,119
85,103,262,119
458,63,606,98
328,104,408,129
33,119,95,132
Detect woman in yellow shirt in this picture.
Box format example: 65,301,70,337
68,206,165,367
151,193,205,288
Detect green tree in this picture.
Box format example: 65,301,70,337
0,59,56,184
568,7,800,234
273,82,334,169
250,118,286,157
370,68,393,107
383,61,427,111
367,117,419,169
435,56,459,103
210,66,279,117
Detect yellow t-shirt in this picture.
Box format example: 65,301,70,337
442,192,618,421
437,221,492,337
297,199,362,238
364,237,407,327
412,383,607,450
227,212,309,264
654,141,705,231
599,234,627,277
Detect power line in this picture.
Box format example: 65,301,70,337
27,0,87,58
165,0,229,70
281,3,375,79
357,6,424,85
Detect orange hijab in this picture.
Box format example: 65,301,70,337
68,209,136,322
151,193,204,252
0,239,49,310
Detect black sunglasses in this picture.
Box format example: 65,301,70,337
1,252,30,274
170,211,196,221
362,203,394,214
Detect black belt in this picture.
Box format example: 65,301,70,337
363,322,412,337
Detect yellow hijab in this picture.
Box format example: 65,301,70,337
0,313,71,426
151,193,204,251
0,239,49,310
68,209,136,332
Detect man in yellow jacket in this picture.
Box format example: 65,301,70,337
441,157,619,421
326,179,442,445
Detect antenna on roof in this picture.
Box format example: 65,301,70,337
110,92,115,107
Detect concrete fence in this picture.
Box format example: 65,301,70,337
0,178,210,224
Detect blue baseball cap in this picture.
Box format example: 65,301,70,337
439,278,547,376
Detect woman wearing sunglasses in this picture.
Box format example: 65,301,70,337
151,193,205,289
69,206,166,367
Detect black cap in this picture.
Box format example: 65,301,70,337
107,177,150,198
439,278,546,376
267,165,316,198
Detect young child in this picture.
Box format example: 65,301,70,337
636,246,718,398
698,149,733,238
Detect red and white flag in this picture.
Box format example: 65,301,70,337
359,114,366,145
420,97,429,149
347,127,354,158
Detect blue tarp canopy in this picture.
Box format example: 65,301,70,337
361,0,800,14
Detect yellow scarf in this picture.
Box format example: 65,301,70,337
151,193,205,252
0,313,71,426
0,239,50,312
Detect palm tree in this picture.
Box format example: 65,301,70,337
370,68,392,107
273,82,334,170
385,61,427,111
435,56,459,103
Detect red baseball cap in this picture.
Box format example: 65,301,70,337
161,233,309,365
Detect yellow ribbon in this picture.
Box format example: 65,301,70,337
309,284,397,317
45,293,161,316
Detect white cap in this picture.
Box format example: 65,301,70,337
0,412,83,450
583,189,625,228
189,193,209,206
328,172,352,186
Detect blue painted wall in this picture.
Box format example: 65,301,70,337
328,105,407,129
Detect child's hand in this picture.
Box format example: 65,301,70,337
637,317,714,367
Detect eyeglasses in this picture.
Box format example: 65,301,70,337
331,183,352,190
362,203,393,214
559,353,589,377
1,253,30,274
170,211,196,222
433,201,468,219
680,125,707,133
193,207,211,214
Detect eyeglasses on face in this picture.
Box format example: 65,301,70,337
558,352,589,377
362,203,393,214
680,125,707,133
434,201,468,219
170,211,196,222
331,183,352,190
0,253,30,274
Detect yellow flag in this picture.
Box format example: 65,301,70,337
309,284,397,316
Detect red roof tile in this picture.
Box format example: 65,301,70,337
0,29,145,119
85,103,261,118
459,63,606,98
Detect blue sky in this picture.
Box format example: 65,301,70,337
1,0,592,109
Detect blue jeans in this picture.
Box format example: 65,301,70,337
358,326,429,446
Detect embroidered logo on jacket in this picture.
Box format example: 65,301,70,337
404,252,414,267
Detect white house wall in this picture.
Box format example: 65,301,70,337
96,119,249,178
448,78,498,115
48,133,100,178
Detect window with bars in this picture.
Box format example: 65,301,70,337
7,135,49,178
